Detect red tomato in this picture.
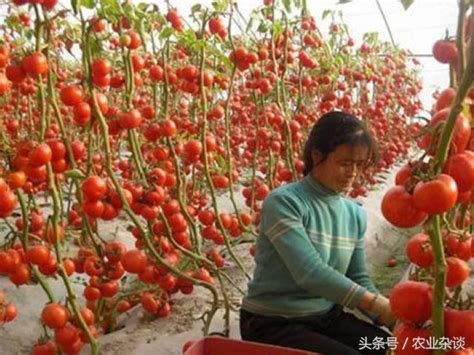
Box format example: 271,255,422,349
32,340,57,355
0,189,18,218
91,58,112,77
9,263,31,285
76,307,95,326
22,52,48,76
381,186,427,228
118,109,143,129
445,233,472,261
121,249,147,274
83,256,104,277
81,176,107,201
6,171,27,190
54,323,80,347
395,165,413,186
432,40,458,64
5,64,26,83
389,281,433,324
105,241,127,263
28,143,53,167
0,73,11,94
25,245,51,266
426,108,471,154
413,174,458,215
46,139,67,160
393,323,432,355
83,286,101,301
446,257,470,288
41,0,58,10
445,309,474,348
100,280,119,298
83,199,105,218
41,303,69,329
198,210,215,226
60,85,83,106
406,233,434,267
126,30,142,50
0,303,17,322
435,87,456,111
444,152,474,193
141,292,159,313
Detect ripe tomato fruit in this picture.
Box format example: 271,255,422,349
28,143,53,167
22,52,48,76
25,245,51,266
0,189,18,218
446,256,470,288
121,249,147,274
9,263,31,285
54,323,80,347
105,241,127,263
381,186,427,228
435,87,456,111
444,152,474,193
92,58,112,77
81,176,107,201
41,303,69,329
445,309,474,348
432,40,459,64
60,85,83,106
413,174,458,215
406,233,434,267
393,322,432,355
389,281,433,324
32,340,57,355
118,109,143,129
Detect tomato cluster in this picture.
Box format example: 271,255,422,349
381,13,474,353
0,289,16,325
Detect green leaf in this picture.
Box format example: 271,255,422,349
159,27,174,40
100,0,122,18
322,9,331,20
272,21,283,37
191,4,202,14
71,0,79,15
81,0,95,9
400,0,414,10
257,22,268,33
282,0,291,13
212,1,223,12
156,14,167,25
123,3,137,22
138,2,147,11
64,169,86,180
89,37,102,58
24,29,34,40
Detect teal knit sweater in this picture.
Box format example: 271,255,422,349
241,174,379,318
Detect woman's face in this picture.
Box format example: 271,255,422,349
311,143,369,194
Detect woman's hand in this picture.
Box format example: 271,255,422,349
370,295,397,329
357,292,397,330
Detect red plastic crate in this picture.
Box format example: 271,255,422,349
183,336,317,355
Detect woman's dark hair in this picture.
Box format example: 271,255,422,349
302,111,378,176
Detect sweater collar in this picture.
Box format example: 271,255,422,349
303,174,341,200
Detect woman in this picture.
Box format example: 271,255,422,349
240,111,395,355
